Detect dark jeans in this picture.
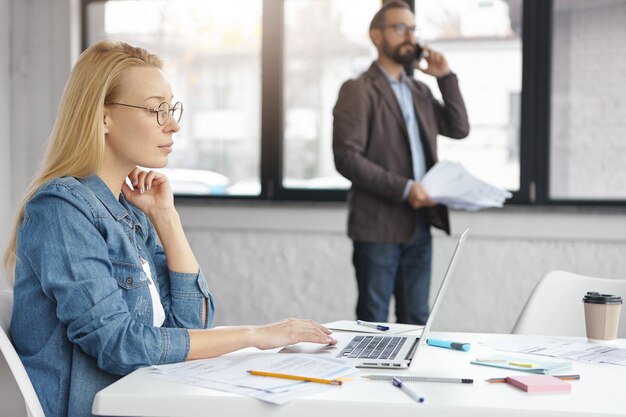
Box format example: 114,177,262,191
352,221,432,325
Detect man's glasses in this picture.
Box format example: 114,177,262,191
107,101,184,126
379,23,418,37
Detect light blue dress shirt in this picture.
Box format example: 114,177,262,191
377,63,426,199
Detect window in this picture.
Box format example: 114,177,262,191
549,0,626,201
83,0,626,205
414,0,523,192
84,0,263,196
282,0,379,191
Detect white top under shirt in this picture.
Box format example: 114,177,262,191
141,258,166,327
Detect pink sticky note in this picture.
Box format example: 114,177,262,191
505,375,572,393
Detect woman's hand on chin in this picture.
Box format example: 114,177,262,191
122,167,175,216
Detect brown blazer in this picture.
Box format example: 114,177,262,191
333,63,469,243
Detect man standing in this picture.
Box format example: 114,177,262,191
332,0,469,325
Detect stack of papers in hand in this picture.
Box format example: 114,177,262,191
421,160,512,211
149,352,356,405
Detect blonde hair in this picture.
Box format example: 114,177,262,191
3,40,162,283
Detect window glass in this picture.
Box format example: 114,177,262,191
86,0,262,195
282,0,380,190
550,0,626,200
415,0,523,191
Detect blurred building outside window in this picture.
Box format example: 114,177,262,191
550,0,626,200
86,0,262,196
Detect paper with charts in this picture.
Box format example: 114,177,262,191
421,160,512,210
149,352,357,404
483,337,626,366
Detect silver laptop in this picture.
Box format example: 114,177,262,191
280,229,469,368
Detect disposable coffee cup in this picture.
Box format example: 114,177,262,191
582,292,622,344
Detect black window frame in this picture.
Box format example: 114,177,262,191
81,0,624,206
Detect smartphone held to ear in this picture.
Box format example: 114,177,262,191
414,43,425,61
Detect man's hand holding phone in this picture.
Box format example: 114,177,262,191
414,44,451,79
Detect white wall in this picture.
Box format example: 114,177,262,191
0,1,72,415
0,0,74,291
0,0,11,279
178,205,626,333
1,0,25,414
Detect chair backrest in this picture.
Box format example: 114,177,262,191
0,290,45,417
512,270,626,337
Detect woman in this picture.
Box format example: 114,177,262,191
3,40,335,417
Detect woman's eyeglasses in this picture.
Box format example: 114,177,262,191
107,101,184,126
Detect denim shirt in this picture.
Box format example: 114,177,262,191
11,175,215,417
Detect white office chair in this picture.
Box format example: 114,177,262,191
512,270,626,337
0,290,45,417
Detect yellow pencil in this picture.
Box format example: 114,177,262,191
508,361,535,368
247,370,343,385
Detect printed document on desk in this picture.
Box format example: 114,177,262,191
471,354,572,374
149,352,356,404
421,160,512,211
483,337,626,366
325,320,424,335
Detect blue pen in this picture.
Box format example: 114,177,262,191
356,320,390,331
392,377,425,404
426,338,470,352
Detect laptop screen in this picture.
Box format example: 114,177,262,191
417,229,469,346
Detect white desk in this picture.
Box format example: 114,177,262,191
93,332,626,417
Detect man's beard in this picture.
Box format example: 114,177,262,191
382,40,415,65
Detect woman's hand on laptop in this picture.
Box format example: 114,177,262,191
252,318,337,350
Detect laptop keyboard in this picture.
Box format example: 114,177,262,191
337,335,407,360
